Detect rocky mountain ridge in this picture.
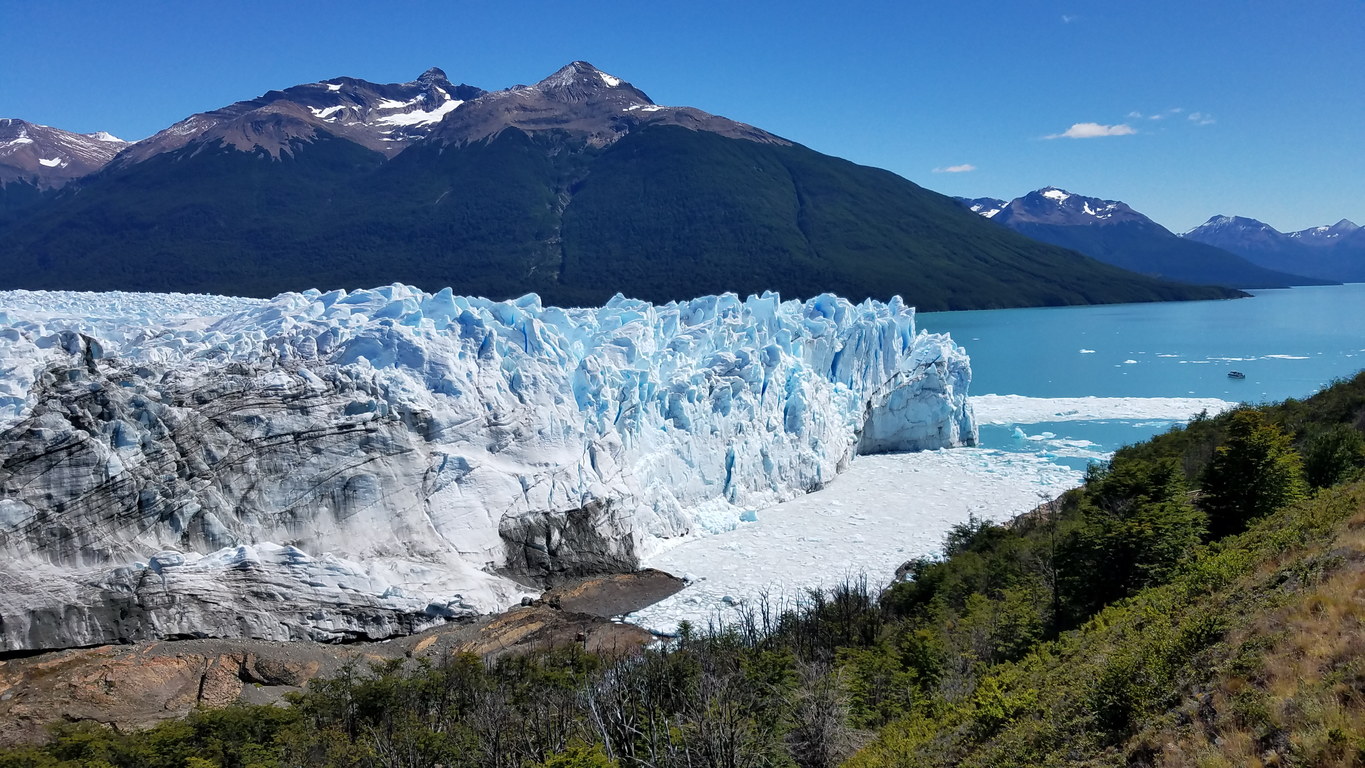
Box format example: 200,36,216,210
1184,215,1365,282
960,188,1331,289
0,118,128,188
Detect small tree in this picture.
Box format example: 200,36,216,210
1199,410,1307,538
533,742,619,767
1302,424,1365,488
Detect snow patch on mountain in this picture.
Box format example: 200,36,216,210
309,105,346,120
375,98,463,126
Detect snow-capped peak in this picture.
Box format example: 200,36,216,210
112,69,487,165
1186,215,1277,235
1040,187,1071,203
990,187,1146,228
1288,218,1361,242
529,61,646,103
955,197,1007,219
417,66,450,85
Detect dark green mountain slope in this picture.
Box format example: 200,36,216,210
0,134,388,297
0,180,47,226
0,125,1240,309
558,127,1240,309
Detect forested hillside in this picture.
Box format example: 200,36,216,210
0,125,1239,310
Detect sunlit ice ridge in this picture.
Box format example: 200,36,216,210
0,284,974,651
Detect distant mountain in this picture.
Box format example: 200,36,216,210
1290,218,1360,246
961,188,1330,289
108,67,486,168
0,118,128,187
0,64,1238,310
1184,216,1365,282
957,197,1007,219
0,119,128,221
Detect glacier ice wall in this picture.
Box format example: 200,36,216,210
0,286,974,651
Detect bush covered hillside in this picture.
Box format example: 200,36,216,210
3,372,1364,768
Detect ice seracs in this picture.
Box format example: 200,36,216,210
0,286,974,652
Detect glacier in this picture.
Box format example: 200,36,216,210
0,285,974,652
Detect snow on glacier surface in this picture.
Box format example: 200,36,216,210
971,394,1233,424
629,448,1081,634
0,286,975,629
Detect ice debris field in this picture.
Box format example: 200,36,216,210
0,287,1232,647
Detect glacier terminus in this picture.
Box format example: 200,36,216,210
0,285,974,652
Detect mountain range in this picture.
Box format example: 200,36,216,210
958,188,1334,289
0,62,1236,311
1183,215,1365,283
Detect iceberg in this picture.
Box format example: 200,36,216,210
0,286,974,651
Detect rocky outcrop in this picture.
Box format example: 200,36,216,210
500,499,638,585
0,570,678,747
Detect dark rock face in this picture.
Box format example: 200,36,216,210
499,499,638,585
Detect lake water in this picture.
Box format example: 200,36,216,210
920,283,1365,466
633,283,1365,630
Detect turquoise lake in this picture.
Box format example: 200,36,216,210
918,283,1365,466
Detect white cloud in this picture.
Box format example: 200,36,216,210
1044,122,1137,139
1129,108,1184,121
932,164,977,173
1061,14,1078,23
1188,111,1216,125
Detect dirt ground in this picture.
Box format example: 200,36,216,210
0,569,683,746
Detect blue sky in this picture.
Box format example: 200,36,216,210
3,0,1361,233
